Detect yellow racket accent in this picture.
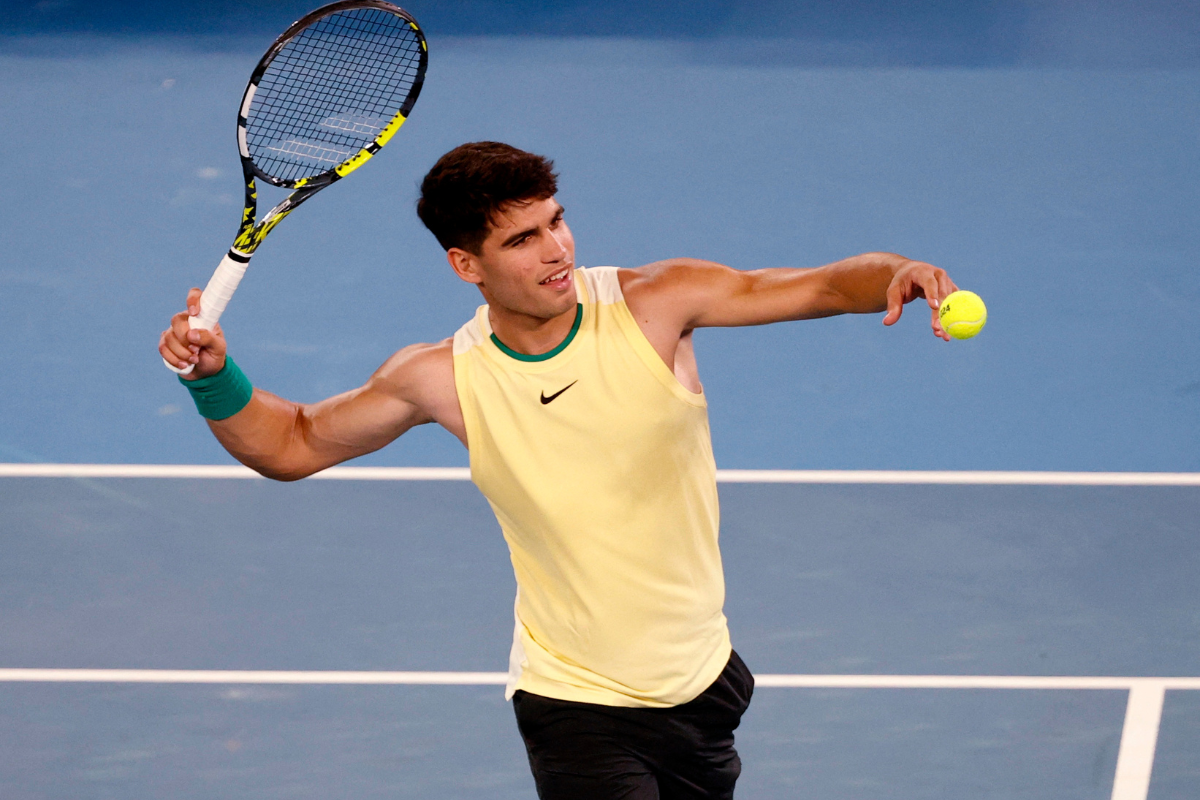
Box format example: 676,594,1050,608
334,149,374,178
375,112,407,147
237,214,289,251
410,19,427,51
334,112,407,177
254,213,290,242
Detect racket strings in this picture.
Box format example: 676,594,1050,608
247,6,423,184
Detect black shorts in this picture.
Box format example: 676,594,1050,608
512,650,754,800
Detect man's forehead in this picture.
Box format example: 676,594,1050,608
490,196,560,231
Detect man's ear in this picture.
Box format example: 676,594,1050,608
447,247,483,285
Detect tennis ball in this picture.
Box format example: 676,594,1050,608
938,290,987,340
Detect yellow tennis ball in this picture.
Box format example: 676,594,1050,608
938,290,987,340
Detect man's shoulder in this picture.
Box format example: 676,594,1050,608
616,259,712,296
364,338,464,439
386,337,454,367
373,339,455,397
615,259,705,314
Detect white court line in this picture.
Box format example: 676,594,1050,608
718,470,1200,486
1,464,1198,485
1112,682,1166,800
0,464,469,480
0,669,507,684
753,674,1200,690
1,669,1198,690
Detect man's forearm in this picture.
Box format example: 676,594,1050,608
204,368,432,480
205,389,319,481
818,252,908,314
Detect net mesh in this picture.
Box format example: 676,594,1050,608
246,7,423,183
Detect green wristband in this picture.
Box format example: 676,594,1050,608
179,356,254,421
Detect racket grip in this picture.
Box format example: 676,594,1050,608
163,250,251,375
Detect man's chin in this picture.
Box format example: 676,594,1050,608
532,284,578,319
527,301,576,323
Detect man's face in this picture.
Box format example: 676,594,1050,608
449,196,576,321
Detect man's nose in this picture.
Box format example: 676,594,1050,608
544,229,568,261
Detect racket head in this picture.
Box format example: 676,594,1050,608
237,1,427,190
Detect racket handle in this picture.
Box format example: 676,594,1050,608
163,250,251,375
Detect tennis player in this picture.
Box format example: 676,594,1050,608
160,141,958,799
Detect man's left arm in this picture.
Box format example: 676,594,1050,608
621,253,959,341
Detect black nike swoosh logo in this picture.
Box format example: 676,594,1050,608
540,381,577,405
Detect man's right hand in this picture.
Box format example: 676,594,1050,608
159,288,228,379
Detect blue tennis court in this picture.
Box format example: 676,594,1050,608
2,470,1198,798
1,1,1198,798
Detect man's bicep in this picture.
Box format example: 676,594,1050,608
625,259,837,330
297,344,444,467
622,259,743,331
307,384,426,453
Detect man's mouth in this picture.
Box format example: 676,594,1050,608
539,267,571,286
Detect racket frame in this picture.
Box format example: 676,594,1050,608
166,1,426,375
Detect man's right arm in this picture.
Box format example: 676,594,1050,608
159,288,463,481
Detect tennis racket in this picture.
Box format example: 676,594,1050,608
165,0,427,374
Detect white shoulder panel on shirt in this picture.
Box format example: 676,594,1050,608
581,266,623,305
452,307,488,356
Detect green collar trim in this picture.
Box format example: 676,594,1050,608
490,304,583,362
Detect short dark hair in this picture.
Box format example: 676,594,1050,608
417,142,558,253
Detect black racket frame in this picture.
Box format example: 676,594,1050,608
231,0,427,254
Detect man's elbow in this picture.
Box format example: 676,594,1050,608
219,451,316,482
260,405,328,480
256,462,316,482
215,429,322,481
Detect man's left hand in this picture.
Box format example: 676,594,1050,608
881,259,959,341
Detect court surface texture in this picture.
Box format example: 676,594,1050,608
2,1,1198,798
2,467,1197,799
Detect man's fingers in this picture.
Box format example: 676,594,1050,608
882,280,904,326
940,273,958,302
163,290,228,372
160,328,191,359
922,273,942,310
881,260,959,339
930,305,949,341
171,310,194,340
159,330,194,367
933,271,957,340
186,327,224,352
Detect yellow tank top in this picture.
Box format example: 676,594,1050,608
452,267,731,708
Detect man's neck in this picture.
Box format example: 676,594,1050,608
488,302,579,357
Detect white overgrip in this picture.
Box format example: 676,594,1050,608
163,250,251,375
191,251,250,331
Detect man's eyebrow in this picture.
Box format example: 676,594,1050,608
499,206,565,248
500,226,538,248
